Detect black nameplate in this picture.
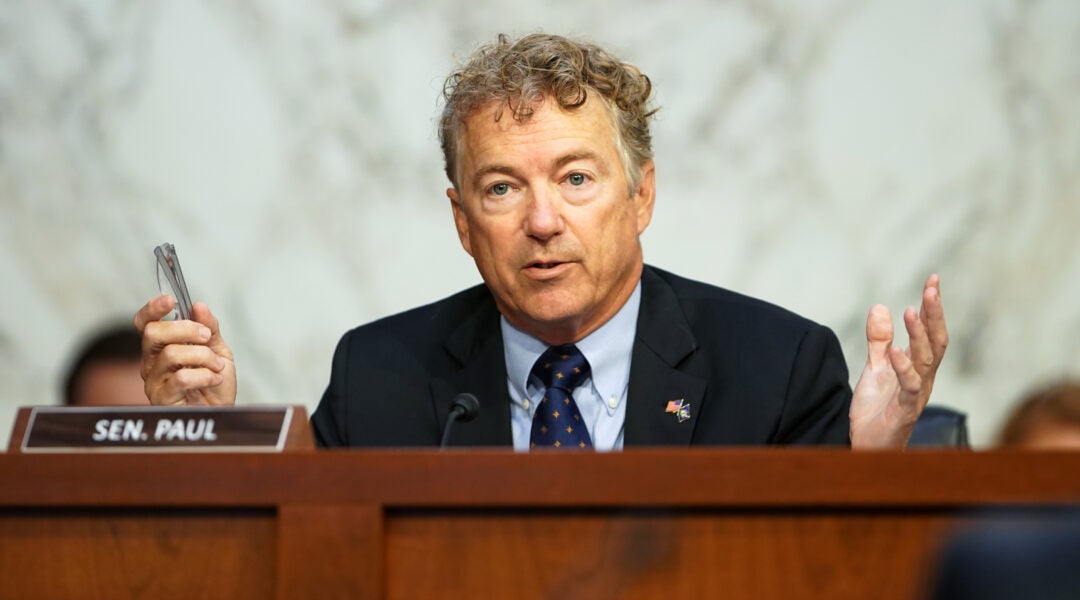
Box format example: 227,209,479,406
20,406,295,452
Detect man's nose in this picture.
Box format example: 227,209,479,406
523,186,564,240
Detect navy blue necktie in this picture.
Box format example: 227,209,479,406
530,344,593,450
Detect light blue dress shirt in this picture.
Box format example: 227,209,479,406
501,281,642,452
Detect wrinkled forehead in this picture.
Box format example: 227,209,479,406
451,94,623,181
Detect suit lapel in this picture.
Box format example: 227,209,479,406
430,297,513,447
625,267,708,446
427,267,708,448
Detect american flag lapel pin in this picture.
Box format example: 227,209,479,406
665,399,691,423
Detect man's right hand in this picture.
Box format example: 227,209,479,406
133,295,237,406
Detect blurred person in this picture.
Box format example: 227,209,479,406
997,382,1080,449
62,325,149,407
929,508,1080,600
133,33,949,449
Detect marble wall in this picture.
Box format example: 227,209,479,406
2,0,1078,447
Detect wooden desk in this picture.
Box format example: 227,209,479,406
1,450,1078,599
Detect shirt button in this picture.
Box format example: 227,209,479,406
523,399,530,410
608,397,618,409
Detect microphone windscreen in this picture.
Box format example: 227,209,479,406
450,393,480,422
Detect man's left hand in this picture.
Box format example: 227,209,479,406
850,274,949,448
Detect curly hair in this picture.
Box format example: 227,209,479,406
439,33,657,193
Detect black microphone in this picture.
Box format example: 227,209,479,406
439,393,480,448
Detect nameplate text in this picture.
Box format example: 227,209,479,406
20,406,295,452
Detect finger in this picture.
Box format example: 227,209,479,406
133,295,177,333
919,274,949,363
142,319,212,355
191,302,234,360
904,306,933,376
865,304,894,368
146,368,225,406
888,345,923,408
152,344,228,379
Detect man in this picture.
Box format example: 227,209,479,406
133,34,947,449
63,325,149,407
997,382,1080,449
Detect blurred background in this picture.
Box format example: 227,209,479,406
1,0,1078,447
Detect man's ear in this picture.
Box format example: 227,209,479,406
448,187,473,256
634,160,656,234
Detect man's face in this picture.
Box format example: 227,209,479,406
448,96,655,345
74,361,150,406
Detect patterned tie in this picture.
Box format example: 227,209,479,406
530,344,593,450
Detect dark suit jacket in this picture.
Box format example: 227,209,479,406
310,265,852,447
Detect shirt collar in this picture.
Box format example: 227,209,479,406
501,280,642,407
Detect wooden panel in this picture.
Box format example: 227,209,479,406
3,451,1080,507
0,509,275,600
1,451,1078,598
385,509,955,600
277,504,384,600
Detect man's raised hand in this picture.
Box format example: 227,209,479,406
850,275,948,448
133,295,237,406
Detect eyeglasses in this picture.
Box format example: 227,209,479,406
154,243,193,321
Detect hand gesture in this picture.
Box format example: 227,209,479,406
132,295,237,406
850,275,948,448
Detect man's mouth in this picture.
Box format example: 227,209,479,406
528,261,564,269
523,260,573,279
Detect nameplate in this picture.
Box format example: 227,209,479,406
18,406,296,453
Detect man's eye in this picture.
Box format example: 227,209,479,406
567,173,587,186
490,183,510,196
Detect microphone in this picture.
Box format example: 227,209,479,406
439,393,480,448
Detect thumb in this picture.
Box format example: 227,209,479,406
191,302,234,360
865,304,894,368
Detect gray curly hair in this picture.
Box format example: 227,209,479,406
439,33,657,194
